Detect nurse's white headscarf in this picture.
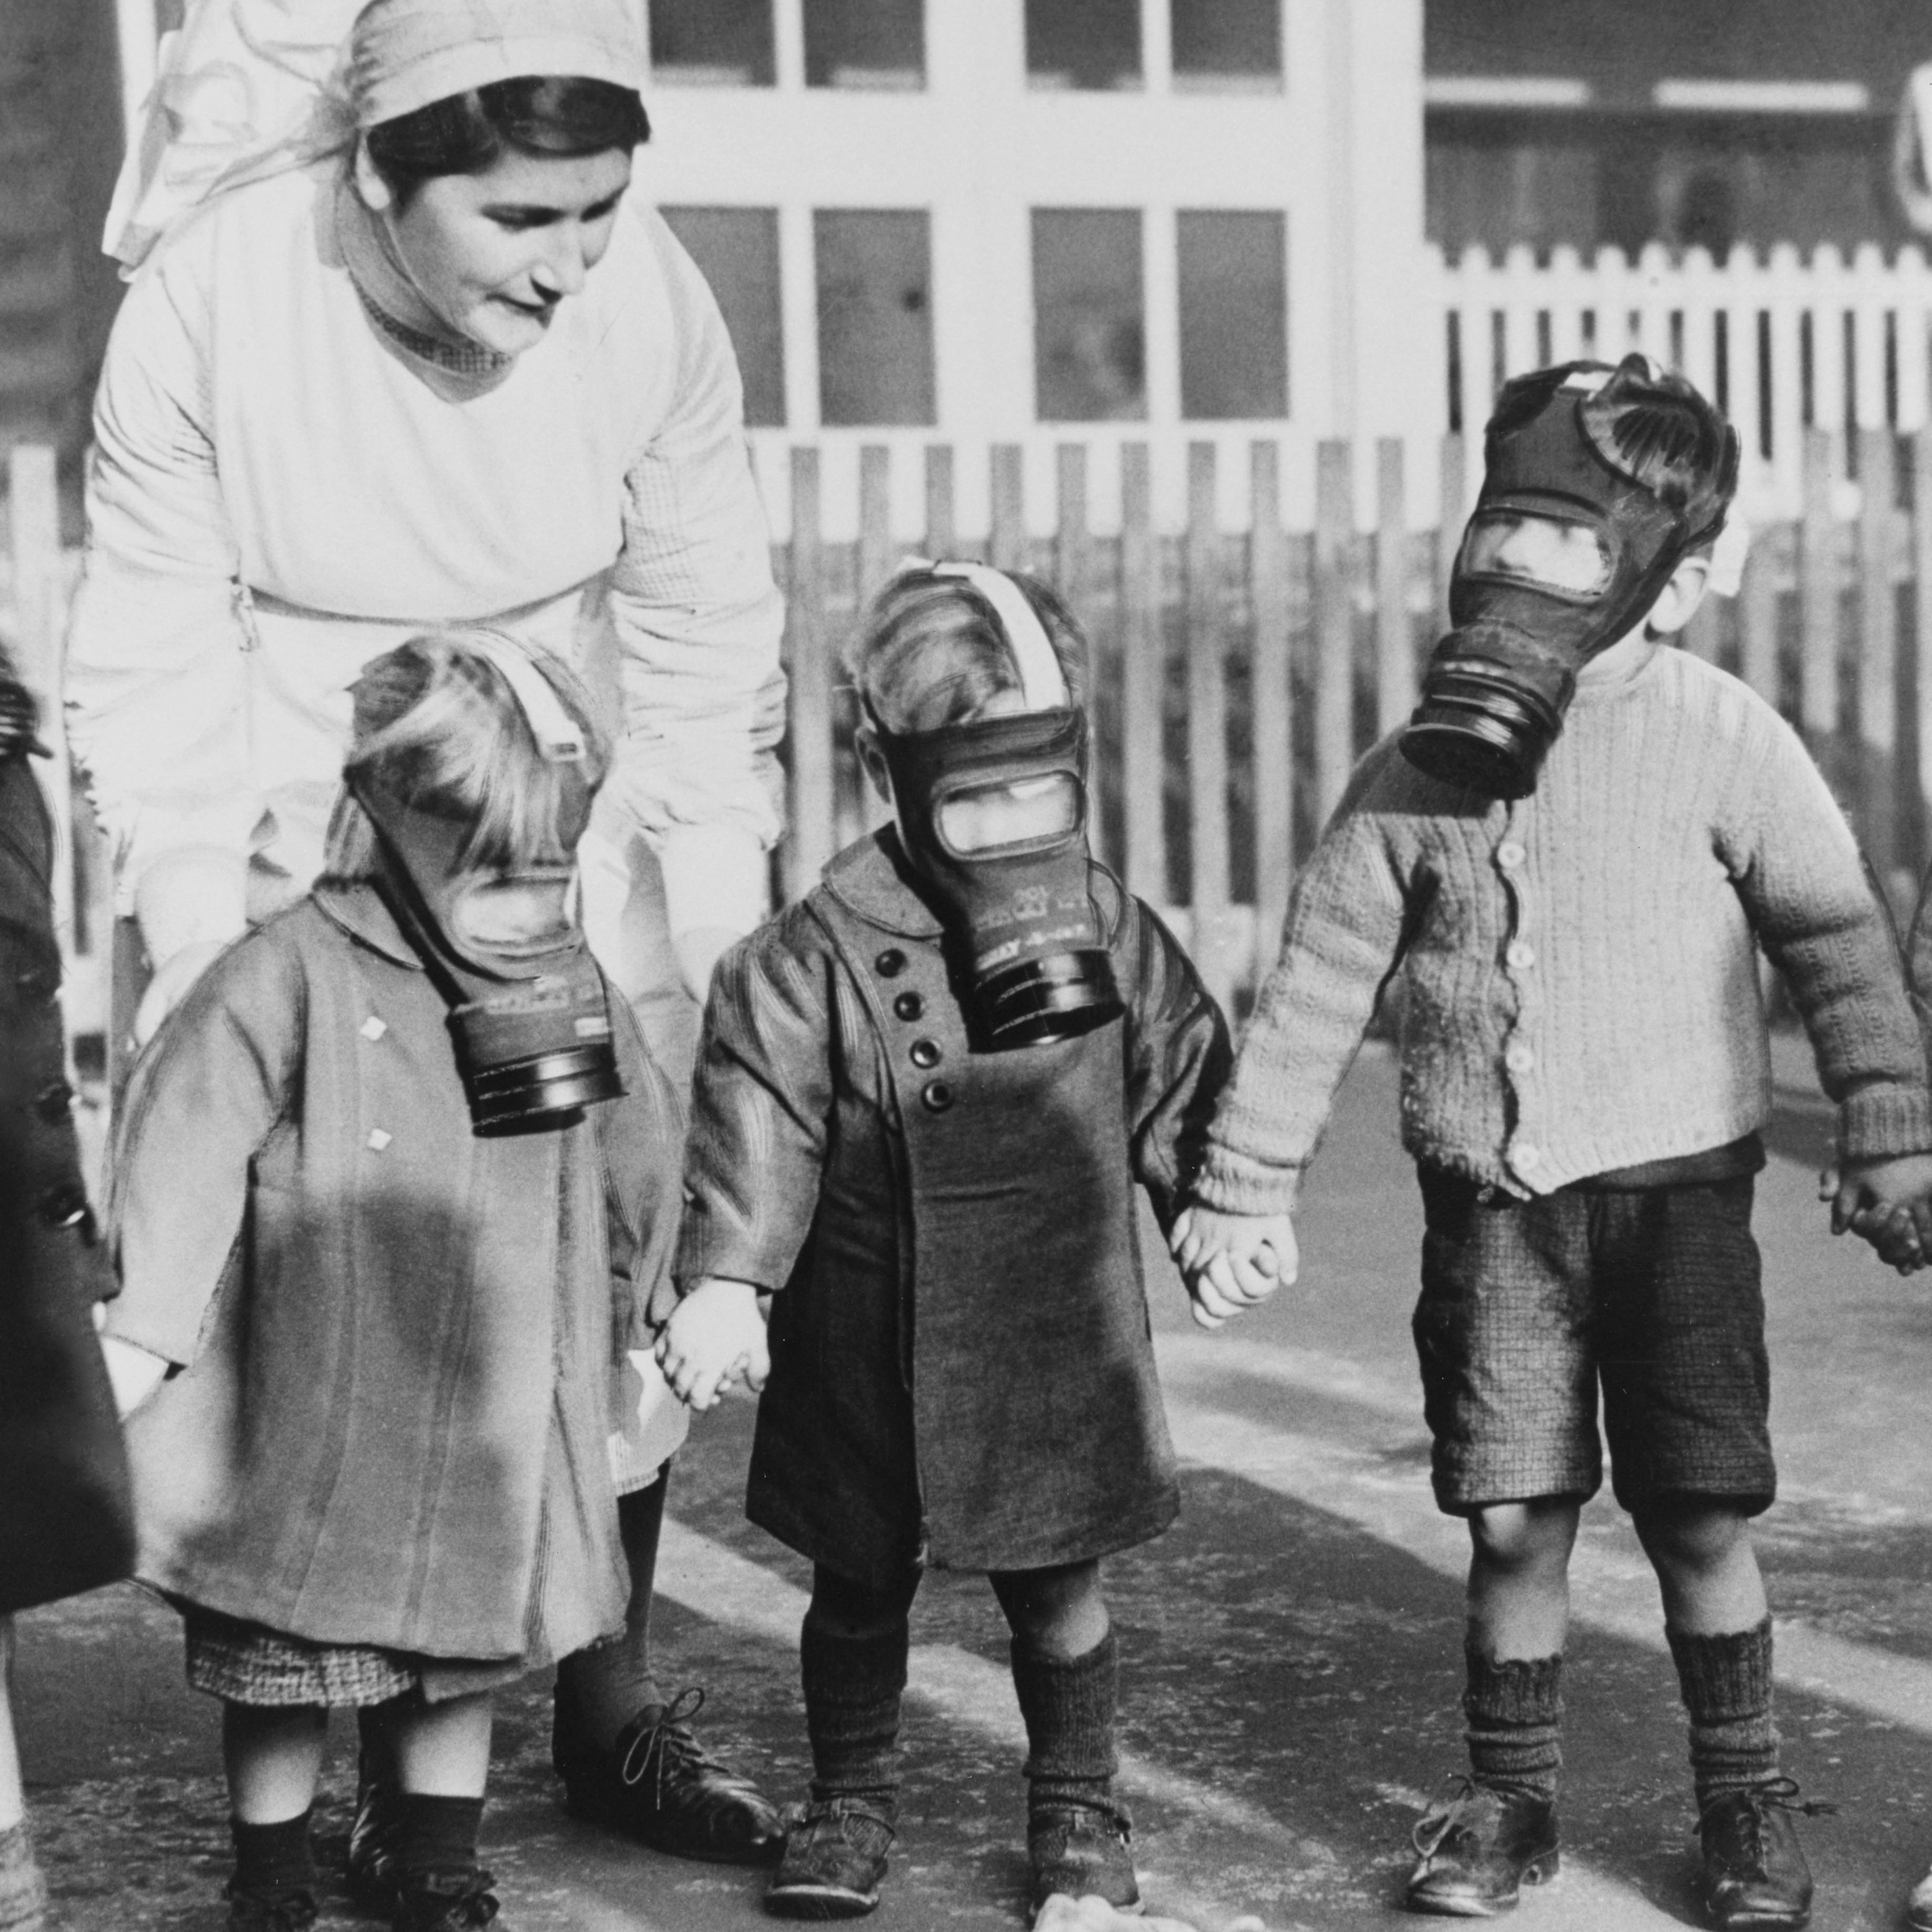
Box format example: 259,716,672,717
105,0,646,271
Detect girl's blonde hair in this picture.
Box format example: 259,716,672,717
845,565,1088,735
323,628,610,878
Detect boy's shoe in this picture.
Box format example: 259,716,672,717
346,1746,406,1906
764,1798,896,1919
1404,1779,1559,1916
553,1685,784,1865
391,1867,500,1932
1027,1803,1141,1922
225,1882,319,1932
1696,1779,1826,1929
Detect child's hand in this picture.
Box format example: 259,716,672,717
655,1277,771,1411
1823,1154,1932,1273
1169,1206,1298,1330
100,1334,169,1418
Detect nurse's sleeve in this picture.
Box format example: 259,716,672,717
65,254,257,966
604,217,786,949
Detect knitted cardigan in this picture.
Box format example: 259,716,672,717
1199,646,1932,1211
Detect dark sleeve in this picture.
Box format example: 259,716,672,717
596,989,687,1354
673,908,840,1293
1120,897,1234,1233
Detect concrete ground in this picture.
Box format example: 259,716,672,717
18,1035,1932,1931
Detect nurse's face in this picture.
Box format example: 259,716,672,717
380,145,634,356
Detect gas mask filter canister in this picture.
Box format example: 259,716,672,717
874,563,1124,1050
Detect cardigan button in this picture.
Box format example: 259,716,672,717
892,991,925,1022
33,1079,73,1122
921,1079,955,1113
875,948,907,978
909,1037,943,1069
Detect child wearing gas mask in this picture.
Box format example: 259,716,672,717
654,561,1230,1922
96,629,682,1932
1173,356,1932,1928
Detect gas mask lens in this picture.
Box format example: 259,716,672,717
449,872,577,956
934,773,1080,855
1460,514,1613,598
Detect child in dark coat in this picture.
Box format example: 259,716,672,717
656,561,1231,1921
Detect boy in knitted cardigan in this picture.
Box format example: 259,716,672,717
1174,358,1932,1928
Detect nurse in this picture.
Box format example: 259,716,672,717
66,0,784,1876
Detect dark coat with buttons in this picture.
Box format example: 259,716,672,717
675,828,1231,1586
0,736,135,1614
103,880,680,1663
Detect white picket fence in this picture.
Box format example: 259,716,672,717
1432,241,1932,520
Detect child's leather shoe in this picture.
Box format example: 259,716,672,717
1696,1779,1822,1929
391,1866,500,1932
224,1882,318,1932
1404,1779,1559,1916
1027,1802,1140,1922
764,1797,896,1918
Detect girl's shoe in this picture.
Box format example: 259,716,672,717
391,1867,500,1932
1027,1804,1141,1922
224,1883,318,1932
764,1798,896,1919
1404,1779,1559,1916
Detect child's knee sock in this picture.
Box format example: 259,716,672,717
229,1810,317,1901
395,1794,486,1882
1464,1646,1563,1800
801,1621,908,1813
556,1473,667,1747
0,1822,47,1931
1667,1618,1778,1804
1009,1631,1122,1821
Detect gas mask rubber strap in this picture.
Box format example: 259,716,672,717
456,629,587,762
905,559,1067,712
346,777,479,1013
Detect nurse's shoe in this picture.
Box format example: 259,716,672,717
553,1685,785,1865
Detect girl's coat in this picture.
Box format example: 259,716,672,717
676,830,1231,1587
104,879,679,1665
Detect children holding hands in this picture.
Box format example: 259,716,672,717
1172,354,1932,1928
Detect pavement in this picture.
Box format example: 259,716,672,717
19,1034,1932,1932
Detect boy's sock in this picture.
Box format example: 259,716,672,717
1667,1618,1779,1804
1463,1646,1563,1801
1009,1631,1123,1820
801,1621,908,1812
229,1810,317,1898
0,1821,48,1931
394,1795,486,1881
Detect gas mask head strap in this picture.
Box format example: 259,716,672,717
896,558,1069,713
457,629,586,764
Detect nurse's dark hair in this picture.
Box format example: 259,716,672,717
849,566,1089,736
363,76,650,204
323,629,609,878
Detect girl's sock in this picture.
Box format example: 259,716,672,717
1667,1618,1779,1804
0,1821,47,1931
800,1620,908,1812
229,1810,317,1898
1009,1631,1122,1819
1464,1646,1563,1801
395,1794,486,1881
556,1475,667,1750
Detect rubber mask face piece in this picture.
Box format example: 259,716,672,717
878,707,1124,1049
1402,354,1739,799
356,783,623,1135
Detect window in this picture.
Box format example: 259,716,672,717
815,212,936,426
804,0,924,89
1032,210,1146,422
647,0,775,86
659,208,786,427
1025,0,1140,90
1171,0,1282,90
1177,210,1287,418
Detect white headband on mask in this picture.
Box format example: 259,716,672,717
897,559,1068,712
459,631,586,762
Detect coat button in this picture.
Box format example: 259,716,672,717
39,1184,96,1241
1505,1043,1535,1074
1496,841,1526,871
875,948,907,978
892,991,925,1022
909,1037,943,1069
921,1079,955,1113
33,1079,74,1122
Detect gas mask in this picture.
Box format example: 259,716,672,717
874,563,1124,1049
352,635,623,1135
1401,354,1739,799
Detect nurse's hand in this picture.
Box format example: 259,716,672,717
133,940,226,1047
656,1276,770,1411
674,924,740,1006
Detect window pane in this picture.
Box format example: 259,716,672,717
648,0,775,85
815,211,936,426
804,0,924,89
1177,210,1287,419
659,208,786,427
1171,0,1282,87
1025,0,1140,90
1032,210,1146,422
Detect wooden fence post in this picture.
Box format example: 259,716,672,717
1119,444,1163,906
1054,445,1096,856
1856,426,1898,875
1250,440,1293,970
1313,440,1355,821
924,444,956,559
1799,429,1840,752
1185,443,1232,1013
1435,431,1466,634
1375,437,1413,733
781,446,834,901
989,445,1025,573
1738,525,1780,708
